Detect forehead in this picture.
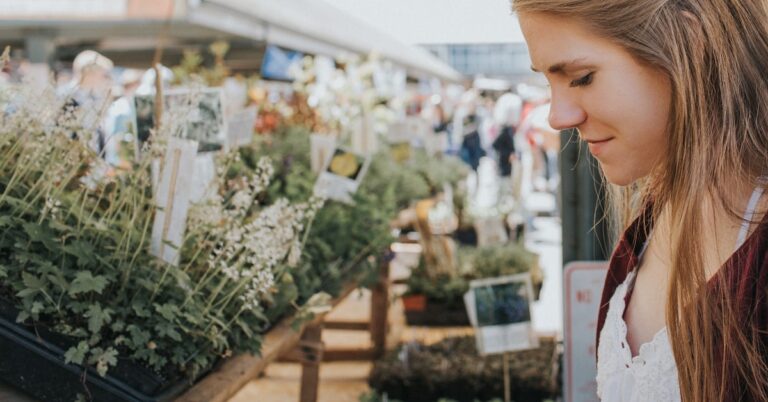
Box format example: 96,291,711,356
519,12,620,71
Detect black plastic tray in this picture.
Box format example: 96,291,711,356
0,303,191,402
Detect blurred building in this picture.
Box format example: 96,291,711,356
0,0,461,82
323,0,543,86
422,43,535,84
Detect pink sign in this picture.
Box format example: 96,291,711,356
564,261,609,402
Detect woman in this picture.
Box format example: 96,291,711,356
513,1,768,401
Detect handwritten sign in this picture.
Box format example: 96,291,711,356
563,261,609,402
151,138,198,266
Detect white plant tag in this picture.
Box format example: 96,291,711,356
226,106,257,150
310,133,337,174
151,138,198,266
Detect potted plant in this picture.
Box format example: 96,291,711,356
368,336,560,402
402,244,543,327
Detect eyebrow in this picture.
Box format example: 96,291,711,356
531,58,595,74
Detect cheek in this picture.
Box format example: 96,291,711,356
584,87,670,184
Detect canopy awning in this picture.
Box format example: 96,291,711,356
0,0,463,82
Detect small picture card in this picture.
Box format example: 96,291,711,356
310,133,337,174
165,87,227,152
225,105,257,150
133,87,227,153
465,273,539,355
313,147,371,204
151,138,199,266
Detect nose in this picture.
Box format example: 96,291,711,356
548,92,586,131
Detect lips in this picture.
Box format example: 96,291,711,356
584,137,614,156
583,137,613,144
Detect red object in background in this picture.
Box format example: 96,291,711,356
255,109,280,134
401,294,427,312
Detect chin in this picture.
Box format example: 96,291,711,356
600,165,639,186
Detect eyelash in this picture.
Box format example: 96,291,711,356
570,72,595,87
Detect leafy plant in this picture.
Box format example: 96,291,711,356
405,243,543,306
241,124,396,303
0,81,317,384
369,336,559,402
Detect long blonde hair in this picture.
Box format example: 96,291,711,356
511,0,768,400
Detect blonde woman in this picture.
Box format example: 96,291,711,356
512,0,768,401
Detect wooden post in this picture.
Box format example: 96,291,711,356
503,352,511,402
299,323,324,402
370,254,390,358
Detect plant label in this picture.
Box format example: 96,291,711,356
133,87,227,154
350,113,377,156
465,273,539,355
189,153,217,203
313,147,370,204
151,138,198,266
226,106,257,150
310,133,337,174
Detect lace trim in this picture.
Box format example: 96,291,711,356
597,271,680,401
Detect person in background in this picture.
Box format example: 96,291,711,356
459,113,485,171
515,0,768,400
103,69,143,170
62,50,114,156
492,93,523,178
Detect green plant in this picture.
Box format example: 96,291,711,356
0,82,316,382
405,243,543,305
369,336,559,402
171,40,231,87
240,124,396,303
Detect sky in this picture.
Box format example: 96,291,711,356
321,0,526,45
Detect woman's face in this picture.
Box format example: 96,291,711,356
519,12,672,185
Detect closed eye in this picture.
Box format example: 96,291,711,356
570,72,595,88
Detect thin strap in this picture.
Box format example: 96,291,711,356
735,184,766,249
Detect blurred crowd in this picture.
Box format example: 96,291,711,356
422,84,558,203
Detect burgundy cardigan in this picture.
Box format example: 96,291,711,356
595,210,768,400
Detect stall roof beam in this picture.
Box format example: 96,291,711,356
0,0,462,82
200,0,463,82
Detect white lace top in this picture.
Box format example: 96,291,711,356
596,183,765,402
596,270,680,402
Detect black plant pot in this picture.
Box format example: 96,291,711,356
0,300,194,402
453,226,477,246
403,297,470,327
